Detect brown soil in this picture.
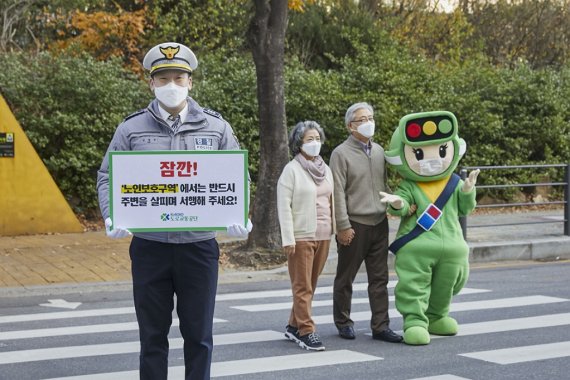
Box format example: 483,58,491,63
220,242,288,271
75,216,287,271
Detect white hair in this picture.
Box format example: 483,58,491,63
344,102,374,127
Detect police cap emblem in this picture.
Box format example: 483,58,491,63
143,42,198,75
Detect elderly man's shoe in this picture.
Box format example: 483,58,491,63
337,325,356,339
372,328,403,343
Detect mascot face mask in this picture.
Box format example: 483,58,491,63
385,111,466,182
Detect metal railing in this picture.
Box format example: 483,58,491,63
459,163,570,239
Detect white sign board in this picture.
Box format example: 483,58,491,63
109,150,248,232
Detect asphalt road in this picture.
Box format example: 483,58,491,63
0,261,569,379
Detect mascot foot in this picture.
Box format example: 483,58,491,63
428,317,458,336
403,326,430,345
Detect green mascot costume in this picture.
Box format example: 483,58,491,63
379,111,480,345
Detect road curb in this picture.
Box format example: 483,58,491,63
469,236,570,262
321,236,570,275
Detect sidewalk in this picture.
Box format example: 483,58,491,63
0,229,250,289
0,231,132,287
0,210,568,290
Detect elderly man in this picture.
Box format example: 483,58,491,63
330,102,402,343
97,42,251,380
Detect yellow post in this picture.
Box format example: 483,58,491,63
0,94,83,236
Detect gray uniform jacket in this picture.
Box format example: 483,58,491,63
97,97,241,244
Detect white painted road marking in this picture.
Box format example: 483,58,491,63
215,280,397,301
312,295,568,324
407,376,473,380
0,307,136,324
232,288,491,312
459,341,570,364
0,318,226,341
44,350,382,379
432,312,570,338
0,281,394,325
0,330,284,364
39,299,82,309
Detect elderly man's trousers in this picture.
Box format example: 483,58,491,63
332,218,391,334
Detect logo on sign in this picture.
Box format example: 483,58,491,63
160,212,198,222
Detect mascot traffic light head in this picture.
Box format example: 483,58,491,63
385,111,466,182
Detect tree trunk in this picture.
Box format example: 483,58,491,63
246,0,289,249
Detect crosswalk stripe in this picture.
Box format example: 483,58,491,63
234,297,373,312
3,296,563,342
0,330,284,365
449,295,567,312
211,349,381,377
215,281,397,301
232,288,491,312
0,321,142,341
44,349,382,379
0,307,136,324
422,287,489,296
0,281,395,325
459,341,570,364
6,313,568,365
431,312,570,338
213,330,284,345
0,318,226,341
3,288,567,379
407,376,472,380
312,295,568,324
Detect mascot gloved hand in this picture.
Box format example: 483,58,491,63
382,111,479,345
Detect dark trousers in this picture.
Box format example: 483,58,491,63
333,218,390,334
130,237,219,380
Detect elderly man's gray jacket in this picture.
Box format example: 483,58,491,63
97,97,240,244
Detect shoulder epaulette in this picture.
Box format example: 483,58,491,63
203,107,223,120
123,109,146,122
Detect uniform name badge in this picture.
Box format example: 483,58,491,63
417,204,442,231
194,137,214,150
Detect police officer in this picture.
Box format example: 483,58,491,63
97,42,252,380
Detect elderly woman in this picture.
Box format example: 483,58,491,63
277,120,335,351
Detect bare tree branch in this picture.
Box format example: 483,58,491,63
1,0,36,52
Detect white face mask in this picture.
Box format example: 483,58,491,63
301,141,322,157
419,158,445,176
153,82,188,108
356,121,375,138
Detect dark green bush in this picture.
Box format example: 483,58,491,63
0,51,151,214
1,44,569,215
440,61,570,201
191,51,260,182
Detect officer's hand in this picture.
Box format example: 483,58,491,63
105,218,132,239
461,169,481,192
379,191,404,209
226,219,253,238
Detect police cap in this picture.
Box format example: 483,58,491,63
142,42,198,75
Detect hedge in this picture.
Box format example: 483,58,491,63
1,46,568,215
